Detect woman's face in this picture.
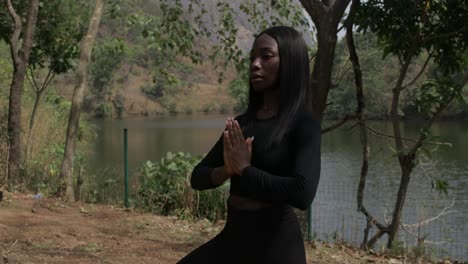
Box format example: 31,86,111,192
250,34,280,92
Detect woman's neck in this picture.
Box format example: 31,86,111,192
262,89,279,110
259,89,280,117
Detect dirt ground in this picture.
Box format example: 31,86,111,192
0,194,454,264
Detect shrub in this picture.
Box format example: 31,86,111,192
202,102,217,113
141,82,164,99
112,94,126,118
135,152,228,222
94,102,113,118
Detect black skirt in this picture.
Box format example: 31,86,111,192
177,202,306,264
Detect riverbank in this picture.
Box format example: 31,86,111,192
0,193,460,264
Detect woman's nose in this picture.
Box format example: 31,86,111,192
251,57,261,70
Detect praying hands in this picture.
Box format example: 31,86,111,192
223,117,254,176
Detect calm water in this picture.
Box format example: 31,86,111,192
87,114,468,260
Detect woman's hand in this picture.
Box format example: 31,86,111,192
223,117,254,176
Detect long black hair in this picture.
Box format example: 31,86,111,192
245,26,311,146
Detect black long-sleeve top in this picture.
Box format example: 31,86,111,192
190,112,321,210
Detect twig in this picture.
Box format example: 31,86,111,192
321,114,355,134
6,0,22,64
366,125,452,147
3,239,18,258
401,49,434,90
402,200,456,229
332,57,351,88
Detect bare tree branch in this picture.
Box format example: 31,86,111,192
42,70,56,93
402,49,434,90
299,0,327,26
332,56,351,88
360,206,387,230
330,0,351,26
5,0,22,65
26,67,40,92
366,230,387,249
321,114,355,134
366,125,451,147
402,200,456,229
391,56,413,160
400,200,456,245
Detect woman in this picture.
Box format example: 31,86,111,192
178,26,321,264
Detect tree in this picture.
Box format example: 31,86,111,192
298,0,351,118
24,0,88,160
3,0,39,187
148,0,351,120
88,38,127,118
348,0,468,248
60,0,105,201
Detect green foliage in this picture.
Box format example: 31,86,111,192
0,43,12,89
112,93,125,118
432,179,449,196
211,0,310,79
28,0,89,74
158,97,177,114
355,0,467,75
228,76,249,113
94,102,113,119
19,91,92,195
202,102,217,113
135,152,228,221
411,79,463,117
326,32,399,119
89,38,127,117
140,83,163,99
126,0,202,94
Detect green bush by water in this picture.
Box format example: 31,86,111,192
135,152,228,222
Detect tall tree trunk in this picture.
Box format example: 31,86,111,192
311,23,338,118
59,0,104,201
386,55,413,247
5,0,40,187
388,163,414,247
299,0,351,119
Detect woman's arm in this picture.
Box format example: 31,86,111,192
191,135,229,190
237,117,321,210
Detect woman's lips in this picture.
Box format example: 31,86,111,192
251,74,263,82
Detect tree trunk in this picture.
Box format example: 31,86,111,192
388,160,414,247
6,0,40,187
59,0,104,201
299,0,351,119
25,88,44,161
311,22,338,118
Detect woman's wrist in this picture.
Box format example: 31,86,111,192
210,166,232,186
237,164,251,176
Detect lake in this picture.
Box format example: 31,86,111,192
87,114,467,260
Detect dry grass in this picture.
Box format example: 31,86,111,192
0,195,452,264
